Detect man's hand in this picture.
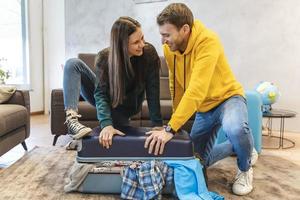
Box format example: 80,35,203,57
144,129,174,155
151,126,164,131
99,125,125,149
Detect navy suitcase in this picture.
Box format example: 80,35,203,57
76,126,194,194
77,126,194,162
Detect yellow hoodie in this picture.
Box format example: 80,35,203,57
164,19,244,131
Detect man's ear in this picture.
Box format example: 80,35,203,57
182,24,191,34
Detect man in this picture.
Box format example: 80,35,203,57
144,3,257,195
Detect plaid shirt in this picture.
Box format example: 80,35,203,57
121,160,173,200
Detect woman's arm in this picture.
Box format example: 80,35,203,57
94,49,113,129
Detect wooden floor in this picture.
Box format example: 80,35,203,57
0,115,71,169
1,114,300,169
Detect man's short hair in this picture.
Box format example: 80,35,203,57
157,3,194,30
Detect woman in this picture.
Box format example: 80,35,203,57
63,17,162,148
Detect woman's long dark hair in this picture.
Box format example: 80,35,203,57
108,16,141,108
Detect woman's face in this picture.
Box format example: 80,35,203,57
128,27,145,57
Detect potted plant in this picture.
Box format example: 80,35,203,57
0,68,10,84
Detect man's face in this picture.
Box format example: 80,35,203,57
159,23,186,52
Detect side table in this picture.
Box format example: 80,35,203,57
263,109,297,149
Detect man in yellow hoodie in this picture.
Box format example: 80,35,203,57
144,3,255,196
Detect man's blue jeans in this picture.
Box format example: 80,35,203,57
190,95,254,172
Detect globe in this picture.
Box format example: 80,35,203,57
255,81,280,112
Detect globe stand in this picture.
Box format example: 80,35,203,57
262,109,296,149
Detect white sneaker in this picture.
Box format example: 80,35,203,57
251,148,258,166
232,167,253,196
65,110,92,140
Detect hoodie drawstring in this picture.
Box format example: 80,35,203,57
184,55,186,91
173,55,176,100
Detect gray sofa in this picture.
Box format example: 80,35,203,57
50,54,194,145
0,90,30,156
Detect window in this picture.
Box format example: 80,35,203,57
0,0,29,85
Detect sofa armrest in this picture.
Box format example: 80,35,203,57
6,90,30,112
5,90,31,138
51,89,64,107
51,89,68,136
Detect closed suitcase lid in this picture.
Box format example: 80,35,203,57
77,126,194,162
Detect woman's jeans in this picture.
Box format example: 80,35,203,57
190,95,254,172
63,58,129,126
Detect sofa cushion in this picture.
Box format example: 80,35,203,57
78,53,97,73
0,86,16,104
160,77,171,100
78,101,97,120
0,104,28,137
160,57,169,77
141,100,173,120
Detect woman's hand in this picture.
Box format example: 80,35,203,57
99,125,125,149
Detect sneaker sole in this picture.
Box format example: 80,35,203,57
232,186,253,196
72,127,92,140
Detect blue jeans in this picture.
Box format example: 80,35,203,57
190,95,254,172
63,58,129,126
63,58,96,109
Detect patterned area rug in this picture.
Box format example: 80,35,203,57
207,154,300,200
0,146,299,200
